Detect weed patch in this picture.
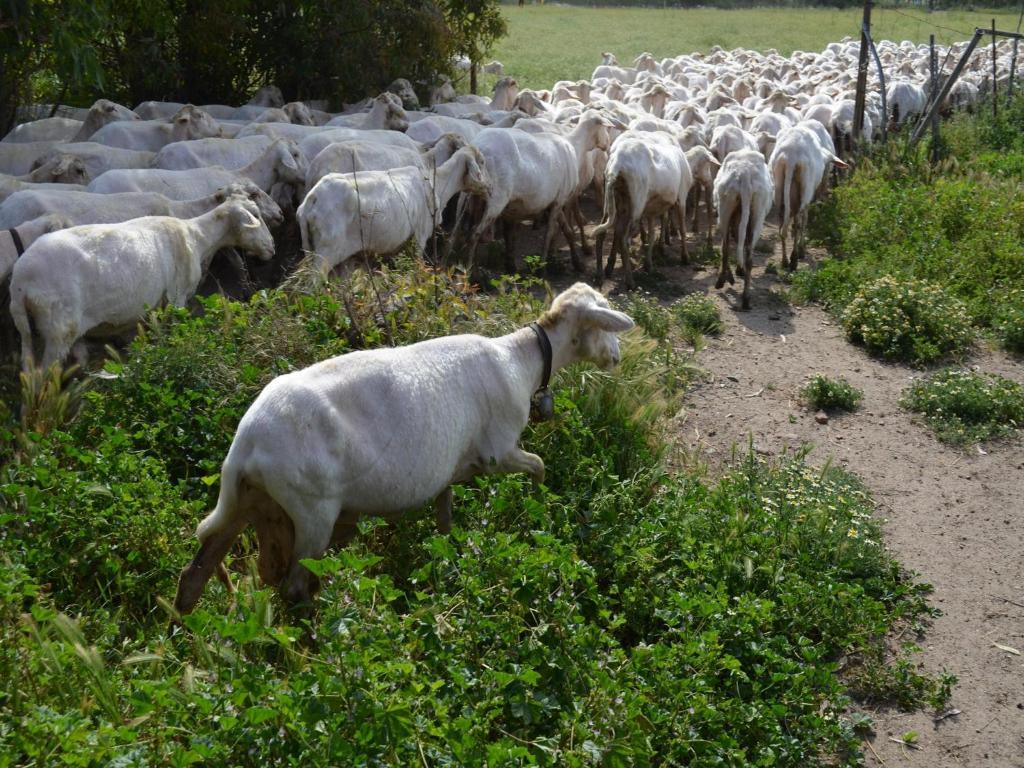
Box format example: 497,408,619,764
901,368,1024,446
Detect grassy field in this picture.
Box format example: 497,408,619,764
483,5,1021,90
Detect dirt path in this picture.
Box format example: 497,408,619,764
670,260,1024,767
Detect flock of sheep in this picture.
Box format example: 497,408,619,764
0,34,1011,373
0,34,1015,612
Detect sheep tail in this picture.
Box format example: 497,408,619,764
9,279,34,366
592,170,620,239
299,205,314,254
196,456,243,541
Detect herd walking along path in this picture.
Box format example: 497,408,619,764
667,261,1024,767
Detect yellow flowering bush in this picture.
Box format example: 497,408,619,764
842,276,974,365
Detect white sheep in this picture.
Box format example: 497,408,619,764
0,214,71,286
593,131,693,286
326,94,410,132
298,145,489,271
0,180,282,231
0,176,87,204
406,115,488,145
460,115,609,272
713,148,774,309
87,139,305,199
2,100,139,144
10,198,275,370
769,124,846,269
431,77,520,117
172,282,635,612
30,143,155,179
154,136,275,171
89,105,222,152
305,133,465,190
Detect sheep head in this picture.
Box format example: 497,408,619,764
216,180,284,228
539,283,634,371
220,198,275,261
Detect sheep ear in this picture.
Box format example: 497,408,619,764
584,305,634,332
281,148,299,171
826,152,849,169
240,209,263,229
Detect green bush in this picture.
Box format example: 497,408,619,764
0,262,950,766
900,368,1024,445
672,293,724,343
841,276,974,365
800,374,863,412
992,290,1024,354
616,291,672,340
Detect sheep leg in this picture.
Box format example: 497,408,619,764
677,202,689,264
573,202,592,256
503,218,517,273
594,228,607,284
174,515,247,615
541,205,562,267
488,448,545,487
557,210,582,272
715,215,735,289
644,217,656,272
443,193,468,265
435,486,453,534
704,186,714,244
619,224,635,289
278,499,342,614
742,229,755,311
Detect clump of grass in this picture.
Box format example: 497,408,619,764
842,276,974,365
672,293,722,344
617,290,672,340
800,374,862,412
900,368,1024,445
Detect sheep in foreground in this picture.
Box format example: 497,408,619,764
173,282,635,612
10,198,274,370
304,133,465,190
298,145,489,271
713,148,774,310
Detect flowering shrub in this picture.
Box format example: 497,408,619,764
842,276,974,365
800,374,863,412
901,368,1024,445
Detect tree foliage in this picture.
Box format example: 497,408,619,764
0,0,507,135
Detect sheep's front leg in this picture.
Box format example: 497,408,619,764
435,486,453,534
489,448,545,487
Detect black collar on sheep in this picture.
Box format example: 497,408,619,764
528,322,554,422
8,228,25,258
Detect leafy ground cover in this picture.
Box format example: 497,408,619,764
800,374,863,413
797,97,1024,359
0,261,950,765
901,367,1024,446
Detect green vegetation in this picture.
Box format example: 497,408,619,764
800,375,863,413
673,293,724,345
798,97,1024,358
840,275,974,365
484,6,1022,90
0,261,950,765
901,368,1024,446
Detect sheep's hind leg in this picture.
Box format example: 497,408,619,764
435,486,453,534
277,495,340,609
174,515,247,615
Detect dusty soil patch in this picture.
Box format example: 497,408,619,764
668,257,1024,767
